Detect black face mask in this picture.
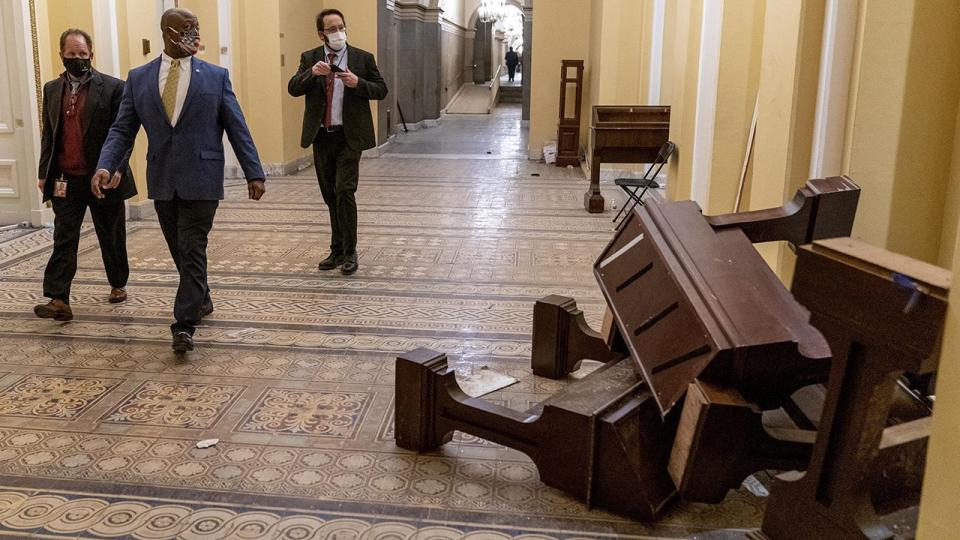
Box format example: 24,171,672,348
62,57,91,78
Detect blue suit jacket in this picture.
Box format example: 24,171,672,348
97,56,264,201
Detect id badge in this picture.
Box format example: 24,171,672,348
54,181,68,198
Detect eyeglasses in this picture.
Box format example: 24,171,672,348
323,25,346,34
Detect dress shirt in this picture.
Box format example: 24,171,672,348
324,45,347,127
158,52,192,127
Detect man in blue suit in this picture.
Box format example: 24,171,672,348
94,8,265,354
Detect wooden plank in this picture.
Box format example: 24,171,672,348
812,238,951,294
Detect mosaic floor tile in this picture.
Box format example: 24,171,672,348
101,381,245,429
237,388,373,438
0,375,119,420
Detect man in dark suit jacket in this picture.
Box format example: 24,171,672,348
288,8,388,275
94,8,265,353
34,29,136,323
505,47,519,82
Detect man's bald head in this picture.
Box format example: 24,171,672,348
161,8,197,29
161,8,200,59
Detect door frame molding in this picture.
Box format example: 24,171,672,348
0,0,47,226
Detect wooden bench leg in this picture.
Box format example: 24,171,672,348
394,349,677,521
531,295,620,379
394,348,454,451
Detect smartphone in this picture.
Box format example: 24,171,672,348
329,64,344,73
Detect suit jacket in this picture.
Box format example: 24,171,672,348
38,70,135,203
97,56,265,201
288,45,388,151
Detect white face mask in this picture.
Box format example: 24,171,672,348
326,30,346,51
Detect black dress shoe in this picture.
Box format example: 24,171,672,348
340,253,359,275
172,331,194,353
318,252,345,271
199,302,214,320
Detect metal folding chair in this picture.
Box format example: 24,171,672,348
611,141,676,224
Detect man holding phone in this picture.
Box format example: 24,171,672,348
288,8,388,275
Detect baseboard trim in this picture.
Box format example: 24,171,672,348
362,135,397,159
128,199,156,221
396,117,442,133
225,154,313,179
258,155,313,177
0,211,33,228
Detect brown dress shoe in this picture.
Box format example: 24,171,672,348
34,299,73,322
109,288,128,304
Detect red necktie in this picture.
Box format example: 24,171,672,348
324,53,337,127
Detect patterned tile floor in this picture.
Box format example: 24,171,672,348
0,106,762,539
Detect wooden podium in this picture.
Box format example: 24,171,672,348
556,60,584,168
586,106,671,214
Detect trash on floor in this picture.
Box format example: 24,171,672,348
224,328,259,339
543,143,557,164
455,362,517,398
196,438,219,449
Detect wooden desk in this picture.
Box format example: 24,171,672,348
585,106,670,213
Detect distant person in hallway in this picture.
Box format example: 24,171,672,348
93,8,266,354
288,8,388,276
506,47,519,82
34,29,136,323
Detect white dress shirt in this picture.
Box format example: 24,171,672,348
324,45,347,127
159,52,192,126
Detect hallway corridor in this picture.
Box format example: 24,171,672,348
0,113,764,538
385,104,527,158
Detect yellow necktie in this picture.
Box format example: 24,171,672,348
162,59,181,123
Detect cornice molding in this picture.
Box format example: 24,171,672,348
394,1,442,24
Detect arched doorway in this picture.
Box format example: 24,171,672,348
465,0,531,119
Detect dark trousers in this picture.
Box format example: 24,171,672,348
507,64,517,81
154,197,218,334
313,129,361,256
43,184,128,303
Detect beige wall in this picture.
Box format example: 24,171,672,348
917,222,960,539
177,0,221,66
705,0,765,214
843,0,960,265
46,0,94,78
280,0,321,167
233,0,283,166
528,0,592,159
747,0,824,276
584,0,647,172
116,0,162,202
941,104,960,267
664,0,703,203
885,0,960,265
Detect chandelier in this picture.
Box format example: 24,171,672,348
478,0,507,24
